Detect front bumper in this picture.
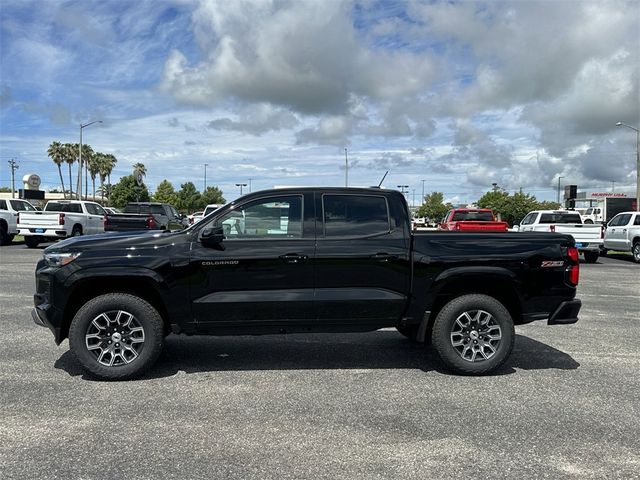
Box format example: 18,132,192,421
548,299,581,325
32,303,64,344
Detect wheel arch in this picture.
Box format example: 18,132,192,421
61,274,171,342
417,268,523,342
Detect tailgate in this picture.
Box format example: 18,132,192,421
105,214,150,230
553,225,602,242
18,213,62,228
457,221,509,232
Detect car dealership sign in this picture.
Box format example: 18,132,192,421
590,192,628,197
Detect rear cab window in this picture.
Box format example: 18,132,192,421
451,211,494,221
45,202,82,213
538,213,582,224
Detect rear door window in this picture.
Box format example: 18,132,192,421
323,195,390,237
10,200,36,211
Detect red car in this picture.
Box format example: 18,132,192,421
438,208,509,232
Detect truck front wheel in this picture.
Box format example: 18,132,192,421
69,293,164,381
431,294,515,375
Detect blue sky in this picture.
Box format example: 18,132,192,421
1,0,638,204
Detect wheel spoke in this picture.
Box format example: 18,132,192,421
86,309,145,367
451,309,502,363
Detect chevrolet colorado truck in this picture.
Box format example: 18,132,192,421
32,187,581,380
438,208,509,232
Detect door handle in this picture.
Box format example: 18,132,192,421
370,253,398,262
279,253,308,264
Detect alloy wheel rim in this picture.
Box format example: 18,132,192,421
85,310,145,367
634,244,640,261
450,309,502,362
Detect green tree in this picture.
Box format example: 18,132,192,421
415,192,452,222
476,190,562,226
110,175,150,209
153,180,178,205
176,182,202,213
105,154,117,205
47,141,66,198
200,186,225,208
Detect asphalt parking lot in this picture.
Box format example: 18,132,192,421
1,242,638,479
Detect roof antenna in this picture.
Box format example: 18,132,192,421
377,171,389,188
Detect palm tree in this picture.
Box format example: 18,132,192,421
133,162,147,180
88,151,103,200
105,154,117,205
81,144,94,199
47,141,66,198
63,143,78,198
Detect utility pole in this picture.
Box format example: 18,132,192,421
412,189,415,208
204,163,208,191
8,159,18,198
249,178,252,193
421,179,425,203
344,148,349,187
557,176,564,204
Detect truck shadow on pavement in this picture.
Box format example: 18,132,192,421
54,332,579,380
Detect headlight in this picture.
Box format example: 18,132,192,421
44,252,82,267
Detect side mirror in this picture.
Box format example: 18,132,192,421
200,226,225,246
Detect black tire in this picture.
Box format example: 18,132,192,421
431,294,515,375
584,219,593,224
633,241,640,264
0,223,11,245
69,293,164,381
24,236,40,248
396,325,418,341
583,251,599,263
71,225,83,236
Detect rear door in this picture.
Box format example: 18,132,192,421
314,193,410,325
84,202,106,234
190,192,316,325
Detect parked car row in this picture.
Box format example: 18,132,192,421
1,199,192,248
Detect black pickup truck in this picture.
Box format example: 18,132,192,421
104,202,185,232
32,187,581,380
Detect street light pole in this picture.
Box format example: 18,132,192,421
616,122,640,211
204,163,208,191
235,183,247,196
345,148,348,187
421,179,425,203
557,176,564,205
78,120,102,200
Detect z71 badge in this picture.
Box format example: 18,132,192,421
541,261,564,268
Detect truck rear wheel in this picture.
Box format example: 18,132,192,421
431,294,515,375
633,241,640,264
583,251,599,263
69,293,164,381
24,236,40,248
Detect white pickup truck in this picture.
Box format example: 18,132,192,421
18,200,106,248
517,210,604,263
0,198,38,245
603,211,640,263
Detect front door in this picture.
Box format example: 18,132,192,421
314,193,410,325
190,193,316,326
606,213,632,250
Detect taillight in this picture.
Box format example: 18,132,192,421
17,213,20,224
455,223,461,231
103,216,108,228
566,246,580,286
59,213,65,225
600,225,605,238
549,224,556,232
146,215,156,229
